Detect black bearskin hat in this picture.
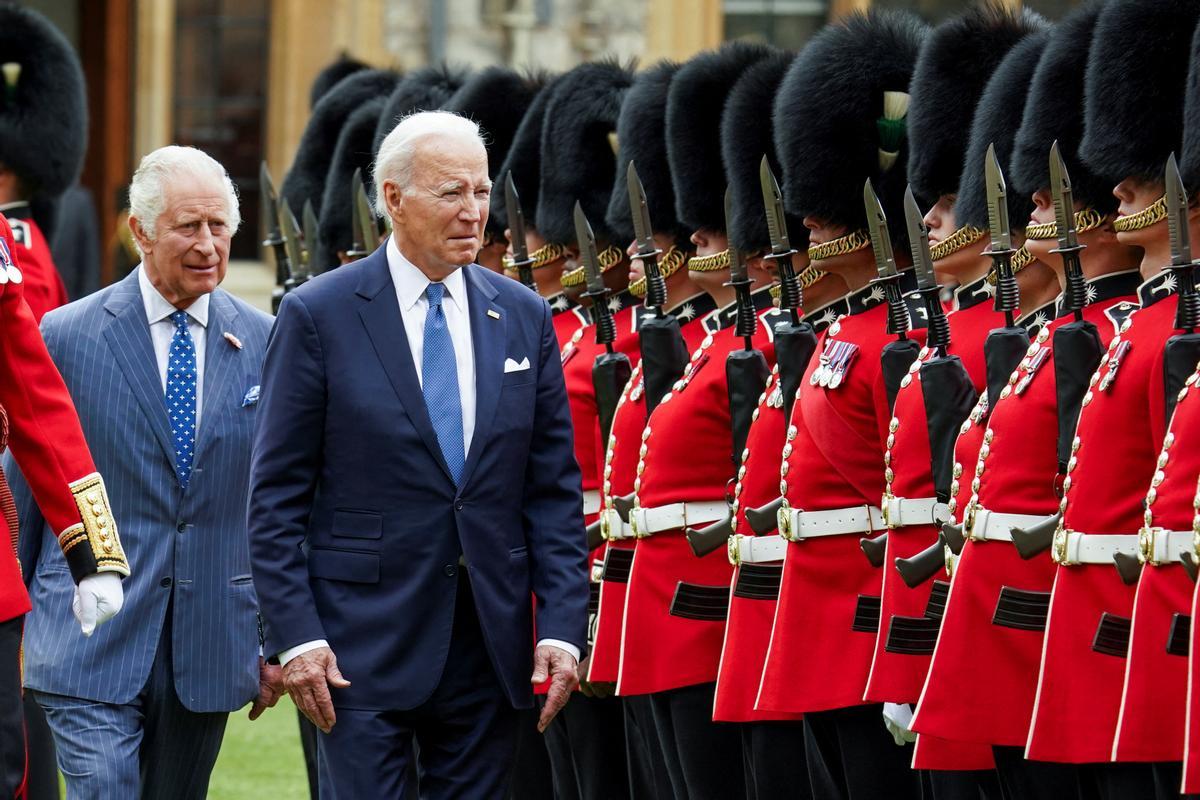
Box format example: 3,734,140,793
666,42,776,234
1082,0,1200,187
774,11,928,249
1012,3,1115,214
907,2,1045,206
956,29,1051,234
0,3,86,198
535,60,634,246
606,61,688,249
310,55,369,109
373,64,470,156
312,96,386,273
491,75,558,234
1176,15,1200,189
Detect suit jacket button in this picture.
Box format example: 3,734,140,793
160,577,172,588
443,564,457,578
176,522,187,533
454,501,464,511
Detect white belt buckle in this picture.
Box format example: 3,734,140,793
630,507,649,539
728,534,743,566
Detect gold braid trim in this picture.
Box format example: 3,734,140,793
1112,195,1168,232
560,245,625,288
531,243,566,269
799,266,828,289
687,249,731,273
67,473,129,576
806,230,871,262
629,246,687,298
929,225,987,261
1024,208,1107,240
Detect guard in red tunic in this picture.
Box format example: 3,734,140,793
0,214,128,797
910,9,1144,799
1026,3,1200,796
0,6,86,321
752,13,929,799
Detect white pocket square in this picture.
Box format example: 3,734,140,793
504,356,530,373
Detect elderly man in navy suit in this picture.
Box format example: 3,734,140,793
13,145,280,799
249,111,588,798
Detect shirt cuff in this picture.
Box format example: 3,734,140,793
537,638,580,662
278,639,329,666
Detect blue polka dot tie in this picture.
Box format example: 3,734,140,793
166,309,197,488
422,283,465,484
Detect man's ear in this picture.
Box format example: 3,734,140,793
128,215,153,254
384,181,404,226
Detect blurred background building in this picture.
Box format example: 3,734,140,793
21,0,1079,288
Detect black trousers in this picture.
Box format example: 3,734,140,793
543,694,628,799
510,705,554,800
649,683,745,800
0,617,22,798
298,708,319,799
921,767,1002,800
992,745,1082,800
624,695,673,799
1077,762,1157,800
743,720,812,800
22,696,57,800
803,704,921,800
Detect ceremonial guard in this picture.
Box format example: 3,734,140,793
911,6,1143,799
750,12,928,799
614,41,777,800
1025,1,1200,796
307,54,367,110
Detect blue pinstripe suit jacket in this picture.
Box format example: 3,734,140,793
10,268,272,712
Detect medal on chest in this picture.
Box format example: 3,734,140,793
1014,345,1051,396
1098,339,1131,392
811,337,859,389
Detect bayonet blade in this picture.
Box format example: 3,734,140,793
355,181,378,255
1049,141,1078,252
302,200,319,271
348,168,367,258
904,186,936,290
280,198,304,273
627,162,657,256
985,143,1012,252
725,186,748,284
504,171,530,264
864,179,897,278
759,156,791,254
1167,152,1191,266
260,161,282,243
574,201,605,295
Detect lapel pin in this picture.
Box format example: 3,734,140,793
223,331,243,350
487,309,501,320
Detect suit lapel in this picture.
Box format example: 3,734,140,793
460,266,504,489
356,248,455,483
102,272,177,470
192,291,240,466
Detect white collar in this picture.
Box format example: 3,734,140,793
386,237,467,312
137,264,210,327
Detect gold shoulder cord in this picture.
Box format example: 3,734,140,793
1112,195,1168,232
806,229,871,262
65,473,129,575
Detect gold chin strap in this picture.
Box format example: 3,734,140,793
1024,208,1106,241
560,244,624,288
806,229,870,262
531,242,567,269
629,246,687,298
986,244,1035,286
769,267,827,305
1113,195,1168,232
929,225,987,262
687,248,731,273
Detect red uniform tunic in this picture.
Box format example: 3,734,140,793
1028,273,1177,763
913,273,1139,752
617,291,782,696
757,278,925,713
5,207,68,323
549,292,589,349
1186,529,1200,791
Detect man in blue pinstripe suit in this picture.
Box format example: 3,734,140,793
10,146,281,799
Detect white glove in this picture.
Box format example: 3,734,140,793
882,702,917,746
72,572,124,637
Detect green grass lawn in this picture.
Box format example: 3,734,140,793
207,697,310,798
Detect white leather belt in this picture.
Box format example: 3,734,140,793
630,501,728,538
777,504,885,542
883,495,951,529
728,534,787,566
599,507,633,541
967,507,1053,543
583,490,601,516
1138,527,1194,565
1052,530,1138,565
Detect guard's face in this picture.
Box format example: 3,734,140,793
387,137,490,273
1112,177,1166,247
925,194,988,283
133,171,232,308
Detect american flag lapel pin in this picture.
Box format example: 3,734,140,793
224,331,243,350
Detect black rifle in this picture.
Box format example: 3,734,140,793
260,162,292,314
504,172,537,291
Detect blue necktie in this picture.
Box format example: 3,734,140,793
422,283,465,484
165,309,198,488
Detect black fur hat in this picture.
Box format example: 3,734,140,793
491,75,558,234
1012,3,1115,214
535,60,634,246
1176,15,1200,188
312,95,386,273
722,51,803,253
310,55,370,109
773,11,928,249
907,2,1045,206
606,61,687,249
0,3,86,198
955,30,1051,234
373,64,470,157
281,68,399,218
1082,0,1200,187
442,66,546,238
666,42,776,234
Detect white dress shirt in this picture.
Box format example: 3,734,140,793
280,240,578,666
138,265,208,425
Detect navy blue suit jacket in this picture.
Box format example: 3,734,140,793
248,245,587,710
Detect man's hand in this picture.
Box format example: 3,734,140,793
575,655,614,699
531,644,579,733
249,657,284,720
72,572,124,637
283,646,351,734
